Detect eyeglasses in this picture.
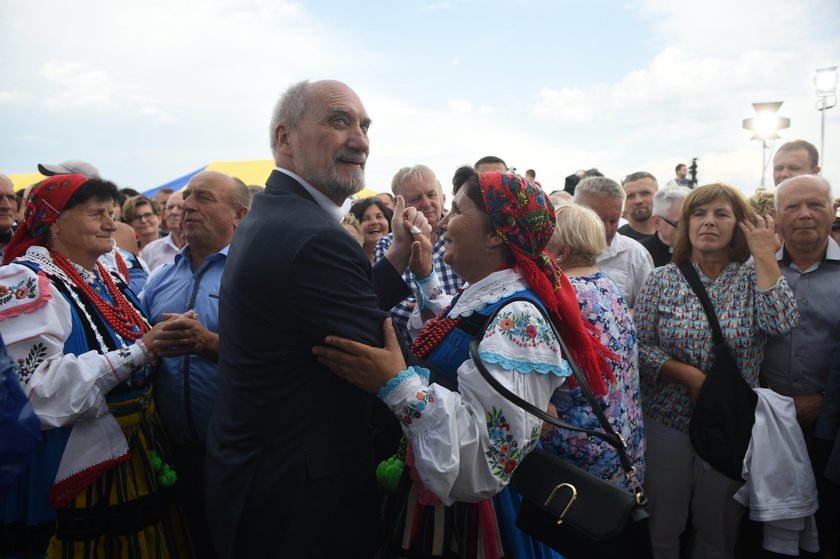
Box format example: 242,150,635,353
658,215,679,228
130,212,157,223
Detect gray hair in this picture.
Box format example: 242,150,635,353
269,80,310,154
390,165,441,196
574,176,626,203
231,180,252,211
653,186,691,216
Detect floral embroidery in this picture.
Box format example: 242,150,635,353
484,310,555,350
15,342,47,385
0,276,37,305
399,389,435,426
485,406,530,480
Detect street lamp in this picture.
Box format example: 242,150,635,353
815,66,838,167
743,102,791,187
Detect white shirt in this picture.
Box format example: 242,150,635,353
139,234,181,271
597,232,654,308
275,167,345,222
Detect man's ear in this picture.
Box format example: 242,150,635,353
275,124,293,156
233,206,248,228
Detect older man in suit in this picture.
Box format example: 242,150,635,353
205,80,432,558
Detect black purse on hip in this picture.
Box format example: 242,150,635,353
678,261,758,482
469,298,652,559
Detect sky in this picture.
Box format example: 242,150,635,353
2,0,839,199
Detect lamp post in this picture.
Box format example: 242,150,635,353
742,102,791,187
815,66,838,167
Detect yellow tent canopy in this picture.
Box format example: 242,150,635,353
8,173,45,193
7,160,380,199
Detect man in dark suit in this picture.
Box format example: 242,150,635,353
205,79,432,558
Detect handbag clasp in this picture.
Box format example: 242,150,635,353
544,483,577,525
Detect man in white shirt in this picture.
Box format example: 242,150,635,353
140,191,185,271
574,176,653,308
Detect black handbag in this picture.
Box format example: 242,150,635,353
468,298,652,559
678,261,758,482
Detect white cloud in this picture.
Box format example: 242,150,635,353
448,98,472,112
41,61,117,110
0,91,31,105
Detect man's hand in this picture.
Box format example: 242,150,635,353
152,311,220,363
385,195,432,273
793,393,823,429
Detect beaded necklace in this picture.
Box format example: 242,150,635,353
50,251,149,342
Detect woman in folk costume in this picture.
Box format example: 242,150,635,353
314,168,616,559
0,174,188,558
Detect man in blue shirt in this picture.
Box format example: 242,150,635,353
140,170,249,559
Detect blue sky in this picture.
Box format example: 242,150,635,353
1,0,839,197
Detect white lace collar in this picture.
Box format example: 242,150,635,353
448,268,528,318
23,246,99,284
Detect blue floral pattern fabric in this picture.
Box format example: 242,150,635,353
541,272,645,490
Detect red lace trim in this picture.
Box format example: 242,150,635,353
49,451,132,508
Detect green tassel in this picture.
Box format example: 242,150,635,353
149,450,163,473
158,464,178,487
375,456,405,492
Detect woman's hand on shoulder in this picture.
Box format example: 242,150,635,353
312,318,406,394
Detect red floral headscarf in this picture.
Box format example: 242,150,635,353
2,174,91,265
478,171,616,394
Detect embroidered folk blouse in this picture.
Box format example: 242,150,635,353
0,247,154,488
635,261,798,433
380,269,571,506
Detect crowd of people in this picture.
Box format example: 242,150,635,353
0,78,839,559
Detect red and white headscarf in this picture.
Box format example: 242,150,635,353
2,174,91,265
478,171,616,394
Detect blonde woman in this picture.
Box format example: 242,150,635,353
545,203,645,491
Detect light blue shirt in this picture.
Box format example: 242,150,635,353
140,244,228,445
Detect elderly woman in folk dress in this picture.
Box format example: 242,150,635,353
314,169,615,559
0,174,187,558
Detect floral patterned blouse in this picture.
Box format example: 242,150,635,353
541,272,646,490
635,261,798,433
380,269,571,506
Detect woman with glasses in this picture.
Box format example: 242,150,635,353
122,195,161,251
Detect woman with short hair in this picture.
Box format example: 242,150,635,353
543,203,645,492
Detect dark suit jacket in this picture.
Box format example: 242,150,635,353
205,170,411,558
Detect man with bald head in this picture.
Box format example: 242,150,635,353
206,80,430,558
0,175,17,260
761,174,839,554
140,170,249,558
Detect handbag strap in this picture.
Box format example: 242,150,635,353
676,261,724,345
467,297,634,473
